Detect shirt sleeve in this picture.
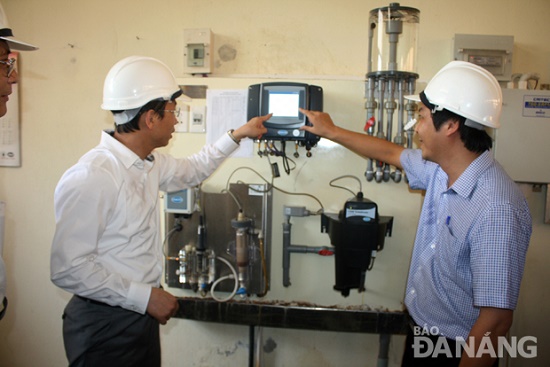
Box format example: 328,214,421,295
50,163,150,314
400,149,437,191
157,132,240,193
470,203,532,310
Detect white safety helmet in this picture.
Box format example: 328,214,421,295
101,56,183,124
406,61,502,129
0,3,38,51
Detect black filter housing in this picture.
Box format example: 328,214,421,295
321,196,393,297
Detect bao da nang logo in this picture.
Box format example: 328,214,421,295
412,325,538,359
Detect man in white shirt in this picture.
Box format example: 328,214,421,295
50,56,268,367
0,2,38,321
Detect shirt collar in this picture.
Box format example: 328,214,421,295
449,150,494,198
100,130,153,169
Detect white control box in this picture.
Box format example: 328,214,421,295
493,89,550,183
183,28,213,75
453,34,514,82
165,189,194,214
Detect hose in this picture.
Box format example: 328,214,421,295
210,256,239,302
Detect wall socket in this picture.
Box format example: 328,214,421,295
189,105,206,133
174,105,189,133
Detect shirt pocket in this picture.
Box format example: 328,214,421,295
435,224,463,279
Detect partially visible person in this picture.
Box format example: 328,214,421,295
300,61,531,367
0,2,38,321
50,55,268,366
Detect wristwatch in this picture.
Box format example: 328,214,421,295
227,129,240,144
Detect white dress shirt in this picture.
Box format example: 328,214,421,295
51,131,239,314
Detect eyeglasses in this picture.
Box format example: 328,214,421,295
0,58,16,78
164,108,181,118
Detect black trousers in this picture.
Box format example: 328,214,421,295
62,295,160,367
401,322,499,367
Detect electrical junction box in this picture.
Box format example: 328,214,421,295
493,88,550,183
453,34,513,81
184,28,213,74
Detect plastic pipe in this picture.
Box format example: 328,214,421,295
282,219,292,287
377,334,391,367
365,76,377,182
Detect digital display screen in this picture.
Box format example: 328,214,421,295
260,85,306,127
247,82,322,142
269,92,300,117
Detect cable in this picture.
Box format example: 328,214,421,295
210,256,239,302
281,141,292,175
162,218,183,258
329,175,363,197
223,165,324,212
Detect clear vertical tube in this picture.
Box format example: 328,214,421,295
235,227,249,287
369,3,420,74
365,3,420,184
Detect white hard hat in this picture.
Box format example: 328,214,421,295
0,3,38,51
101,56,183,112
406,61,502,129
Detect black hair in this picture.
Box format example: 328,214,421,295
113,99,168,134
431,108,493,153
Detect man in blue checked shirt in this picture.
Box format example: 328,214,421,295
300,61,531,367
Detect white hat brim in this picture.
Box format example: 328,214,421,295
0,36,38,51
404,94,420,102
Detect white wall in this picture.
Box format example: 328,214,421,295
0,0,549,366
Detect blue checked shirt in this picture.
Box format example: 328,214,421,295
401,149,531,339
